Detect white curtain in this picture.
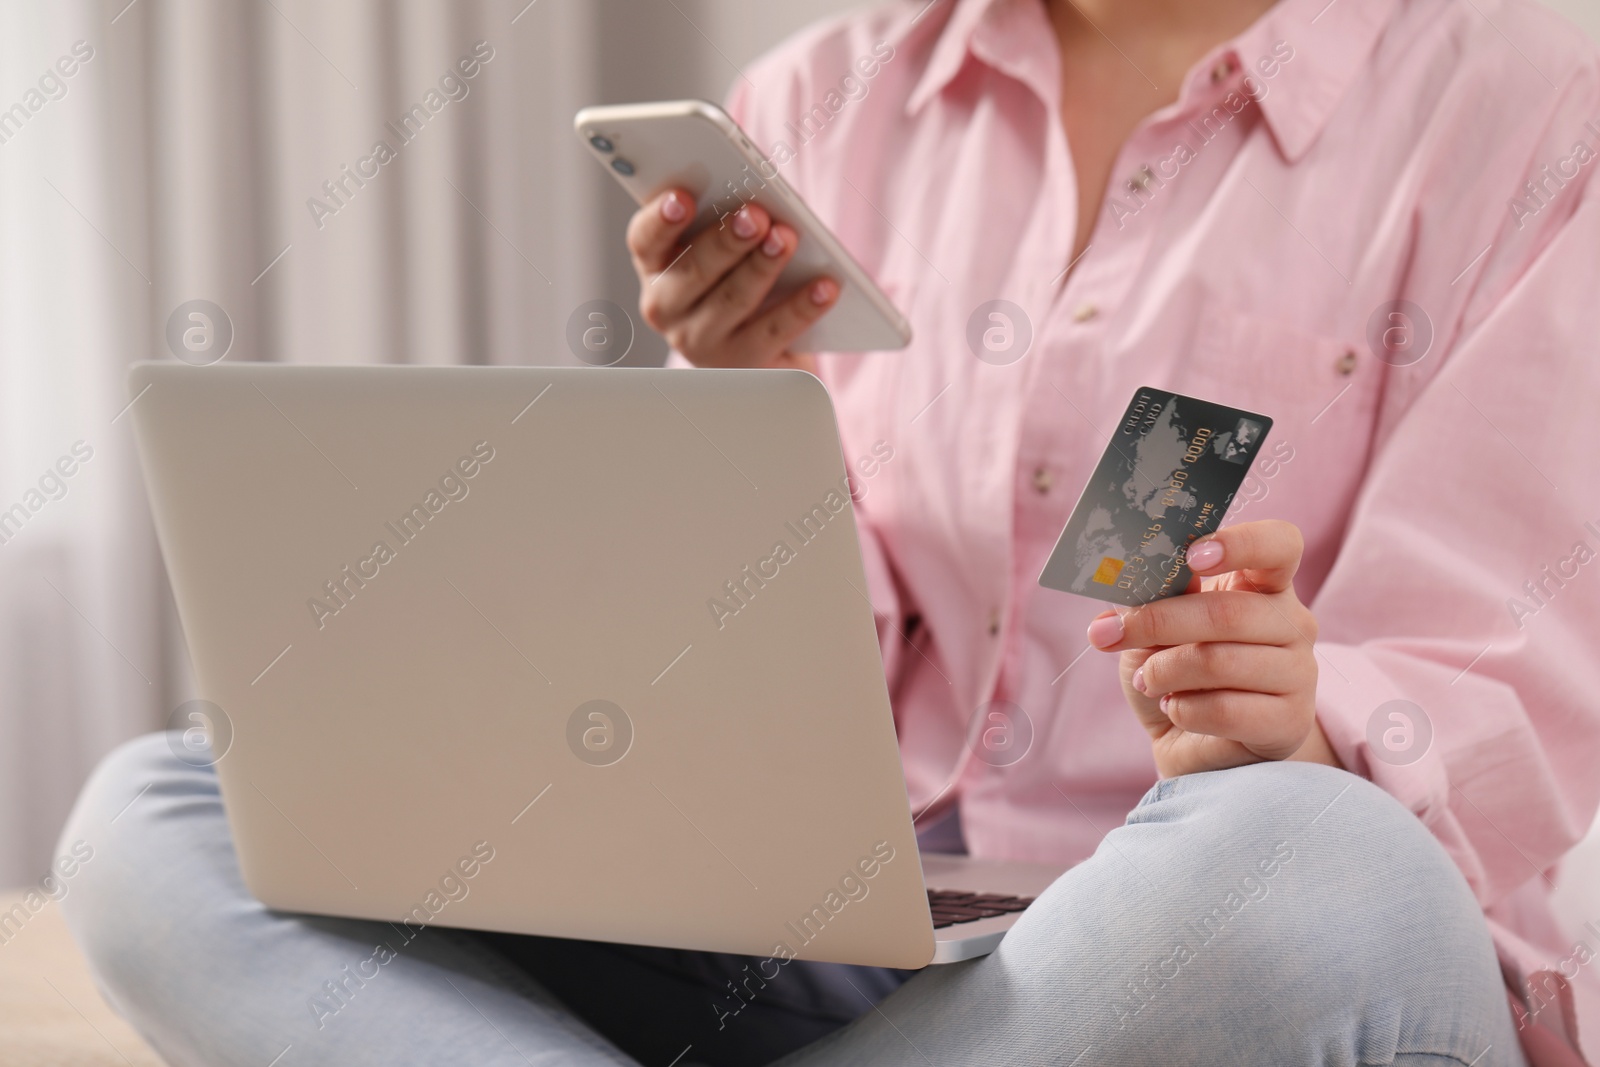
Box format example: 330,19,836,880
0,0,858,888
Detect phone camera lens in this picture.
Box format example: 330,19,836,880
588,133,614,153
610,157,636,177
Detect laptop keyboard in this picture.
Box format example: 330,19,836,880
926,888,1035,929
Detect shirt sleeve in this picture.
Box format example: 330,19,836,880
723,70,921,697
1310,152,1600,909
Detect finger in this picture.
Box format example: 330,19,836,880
1158,689,1314,759
1086,590,1302,651
1136,641,1309,698
727,275,840,358
671,224,800,354
1184,519,1304,594
626,189,697,274
640,203,772,331
1117,647,1168,735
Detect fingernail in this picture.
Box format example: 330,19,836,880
1187,539,1224,570
1160,693,1175,714
761,230,785,257
1087,614,1123,649
811,279,837,305
1132,667,1147,694
731,207,758,239
661,193,687,223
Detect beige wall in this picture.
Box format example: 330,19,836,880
695,0,869,86
1542,0,1600,41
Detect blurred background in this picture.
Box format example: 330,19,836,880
0,0,868,891
0,0,1597,891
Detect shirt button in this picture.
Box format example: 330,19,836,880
1126,165,1155,192
1031,466,1053,494
1072,302,1098,323
987,609,1001,636
1210,56,1238,84
1335,349,1358,376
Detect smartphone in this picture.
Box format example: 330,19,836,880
573,100,912,354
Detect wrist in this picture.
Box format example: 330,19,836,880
1288,717,1345,770
770,351,818,375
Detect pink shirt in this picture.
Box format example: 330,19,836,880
718,0,1600,1060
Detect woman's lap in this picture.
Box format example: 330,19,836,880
773,761,1527,1066
57,732,1525,1066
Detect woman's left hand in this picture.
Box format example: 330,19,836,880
1085,519,1342,778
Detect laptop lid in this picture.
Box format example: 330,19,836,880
129,362,934,969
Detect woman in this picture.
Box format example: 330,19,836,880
60,0,1600,1063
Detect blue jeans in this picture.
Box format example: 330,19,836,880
57,733,1526,1066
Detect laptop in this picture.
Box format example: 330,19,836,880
128,362,1066,969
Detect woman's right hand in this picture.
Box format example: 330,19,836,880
626,188,840,370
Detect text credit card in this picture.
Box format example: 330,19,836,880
1038,386,1273,606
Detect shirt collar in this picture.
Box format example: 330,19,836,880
900,0,1402,164
1205,0,1402,161
901,0,1053,117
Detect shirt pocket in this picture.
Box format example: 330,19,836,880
1175,302,1382,573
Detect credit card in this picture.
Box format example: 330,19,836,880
1038,386,1272,605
